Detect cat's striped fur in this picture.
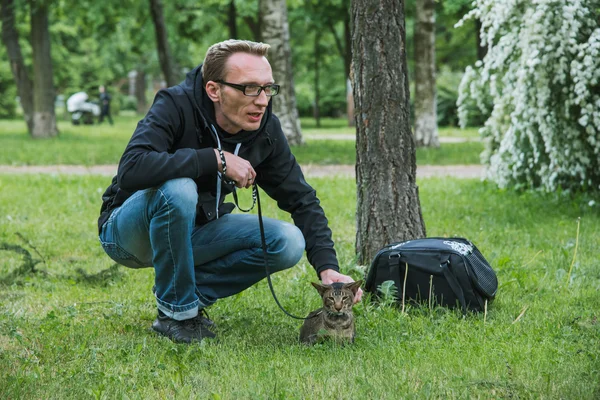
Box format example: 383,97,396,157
299,280,362,345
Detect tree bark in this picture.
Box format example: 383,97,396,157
475,18,487,60
30,0,58,138
149,0,178,87
135,68,148,114
227,0,238,39
313,33,321,127
243,15,262,42
345,14,355,127
1,0,34,133
352,0,426,264
259,0,303,145
324,0,353,126
414,0,438,147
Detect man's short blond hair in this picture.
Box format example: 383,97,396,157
202,39,270,83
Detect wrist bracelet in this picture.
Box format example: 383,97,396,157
218,148,227,174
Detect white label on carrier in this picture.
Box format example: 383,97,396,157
443,240,473,255
391,241,411,250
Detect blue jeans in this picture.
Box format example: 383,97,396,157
99,178,305,320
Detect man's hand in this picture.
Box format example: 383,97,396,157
319,268,363,304
214,149,256,188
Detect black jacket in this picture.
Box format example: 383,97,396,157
98,65,339,276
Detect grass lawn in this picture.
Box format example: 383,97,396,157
300,117,480,139
0,174,598,398
0,117,483,166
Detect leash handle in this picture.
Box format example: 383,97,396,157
232,184,316,320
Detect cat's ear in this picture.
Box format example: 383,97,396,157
311,281,329,296
344,280,363,295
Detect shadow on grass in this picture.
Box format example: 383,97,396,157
0,233,123,286
0,242,45,284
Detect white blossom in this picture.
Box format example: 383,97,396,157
458,0,600,192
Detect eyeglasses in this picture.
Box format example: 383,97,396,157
216,80,280,97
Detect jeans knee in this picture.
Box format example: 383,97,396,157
158,178,198,217
270,222,305,270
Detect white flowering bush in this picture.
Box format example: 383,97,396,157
457,0,600,192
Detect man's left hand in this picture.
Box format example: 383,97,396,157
319,269,363,304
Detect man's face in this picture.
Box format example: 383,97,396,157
208,53,273,134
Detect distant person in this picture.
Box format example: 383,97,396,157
98,85,113,125
97,39,362,344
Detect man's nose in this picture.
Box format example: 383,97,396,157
254,90,269,107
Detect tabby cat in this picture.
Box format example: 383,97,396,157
299,280,362,345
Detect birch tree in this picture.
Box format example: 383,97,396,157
259,0,303,145
414,0,439,147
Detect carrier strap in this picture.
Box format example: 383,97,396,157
441,261,467,314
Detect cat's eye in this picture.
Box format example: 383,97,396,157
343,296,350,301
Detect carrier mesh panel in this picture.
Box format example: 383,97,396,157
465,249,498,297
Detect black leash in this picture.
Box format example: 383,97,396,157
232,184,316,320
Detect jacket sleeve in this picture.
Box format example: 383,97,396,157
117,88,217,191
256,116,340,277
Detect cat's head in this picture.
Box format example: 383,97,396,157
311,280,363,314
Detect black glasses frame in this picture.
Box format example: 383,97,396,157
216,80,280,97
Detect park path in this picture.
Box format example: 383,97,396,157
0,133,483,178
0,163,484,179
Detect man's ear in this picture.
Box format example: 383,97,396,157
205,81,220,103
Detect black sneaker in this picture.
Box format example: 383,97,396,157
152,314,216,343
196,308,215,329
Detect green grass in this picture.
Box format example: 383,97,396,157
300,117,481,139
0,117,482,166
0,174,598,398
0,117,134,166
292,140,483,165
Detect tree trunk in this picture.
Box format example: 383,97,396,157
414,0,438,147
149,0,178,87
344,9,354,127
259,0,303,145
243,15,262,42
228,0,238,39
346,78,354,127
314,33,320,128
30,1,58,138
475,19,487,60
352,0,426,264
135,68,148,114
1,0,34,134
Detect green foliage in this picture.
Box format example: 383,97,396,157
289,0,350,118
376,280,399,307
1,0,481,127
0,48,17,119
119,95,137,112
295,82,346,118
0,175,598,398
436,67,488,127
